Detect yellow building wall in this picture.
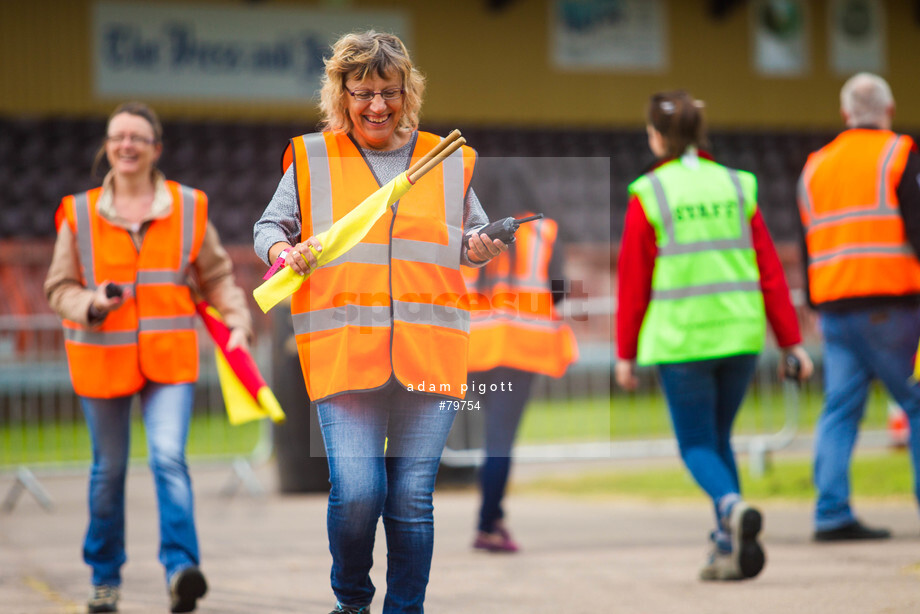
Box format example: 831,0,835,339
1,0,918,129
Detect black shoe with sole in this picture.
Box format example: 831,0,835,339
169,566,208,613
728,502,765,579
814,520,891,542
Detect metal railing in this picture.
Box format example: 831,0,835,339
442,297,828,476
0,314,273,512
2,303,893,505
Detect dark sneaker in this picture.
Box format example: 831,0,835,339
472,529,520,553
473,520,520,553
88,585,120,613
169,566,208,613
728,502,765,579
329,604,370,614
814,520,891,542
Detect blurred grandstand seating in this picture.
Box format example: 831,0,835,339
0,115,857,337
1,115,844,243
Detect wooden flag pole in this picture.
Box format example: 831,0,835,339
408,136,466,184
407,129,463,182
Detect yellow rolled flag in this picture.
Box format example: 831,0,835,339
214,349,284,425
254,172,414,313
914,339,920,381
195,301,286,426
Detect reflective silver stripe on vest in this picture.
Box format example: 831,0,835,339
138,315,196,332
302,133,334,233
136,270,188,285
73,192,97,289
726,169,752,245
291,301,469,334
797,173,813,222
472,313,560,329
63,328,136,346
329,242,389,266
878,135,901,210
292,304,392,334
393,300,469,332
806,206,901,228
650,169,752,257
178,185,198,266
651,280,761,301
809,243,914,266
520,219,550,288
391,144,464,268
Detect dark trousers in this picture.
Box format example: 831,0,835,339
467,367,536,533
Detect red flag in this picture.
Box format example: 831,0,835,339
195,301,285,424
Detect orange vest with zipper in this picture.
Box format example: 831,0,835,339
289,131,475,401
798,129,920,305
60,182,207,398
463,216,577,377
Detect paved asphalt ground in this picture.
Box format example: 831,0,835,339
2,459,919,614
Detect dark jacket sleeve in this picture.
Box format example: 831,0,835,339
548,238,566,305
897,149,920,259
795,202,814,309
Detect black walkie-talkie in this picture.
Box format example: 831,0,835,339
469,213,544,246
105,283,123,299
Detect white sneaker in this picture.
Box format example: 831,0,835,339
699,543,742,581
88,585,119,613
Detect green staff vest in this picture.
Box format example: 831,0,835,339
628,157,766,365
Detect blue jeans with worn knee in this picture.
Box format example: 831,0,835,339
316,381,457,614
815,306,920,530
657,354,758,535
80,382,199,587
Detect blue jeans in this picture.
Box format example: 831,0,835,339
80,382,199,587
657,354,758,534
814,307,920,530
316,381,457,614
467,368,535,533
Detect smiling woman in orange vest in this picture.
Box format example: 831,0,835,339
253,31,507,614
44,102,252,614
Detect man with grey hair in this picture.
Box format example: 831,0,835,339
839,72,894,128
798,72,920,541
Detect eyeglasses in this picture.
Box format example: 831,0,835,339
106,134,156,146
345,87,404,102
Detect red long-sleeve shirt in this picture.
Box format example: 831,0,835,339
616,191,802,361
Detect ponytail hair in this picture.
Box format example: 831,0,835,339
647,90,707,159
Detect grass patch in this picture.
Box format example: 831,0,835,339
1,411,263,466
517,448,915,502
518,381,893,444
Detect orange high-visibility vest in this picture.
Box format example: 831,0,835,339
289,131,475,401
463,215,577,378
798,129,920,305
60,182,207,398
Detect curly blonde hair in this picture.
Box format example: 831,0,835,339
318,31,425,135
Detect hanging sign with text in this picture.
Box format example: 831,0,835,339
92,1,409,101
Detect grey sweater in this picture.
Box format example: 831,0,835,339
253,136,488,266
